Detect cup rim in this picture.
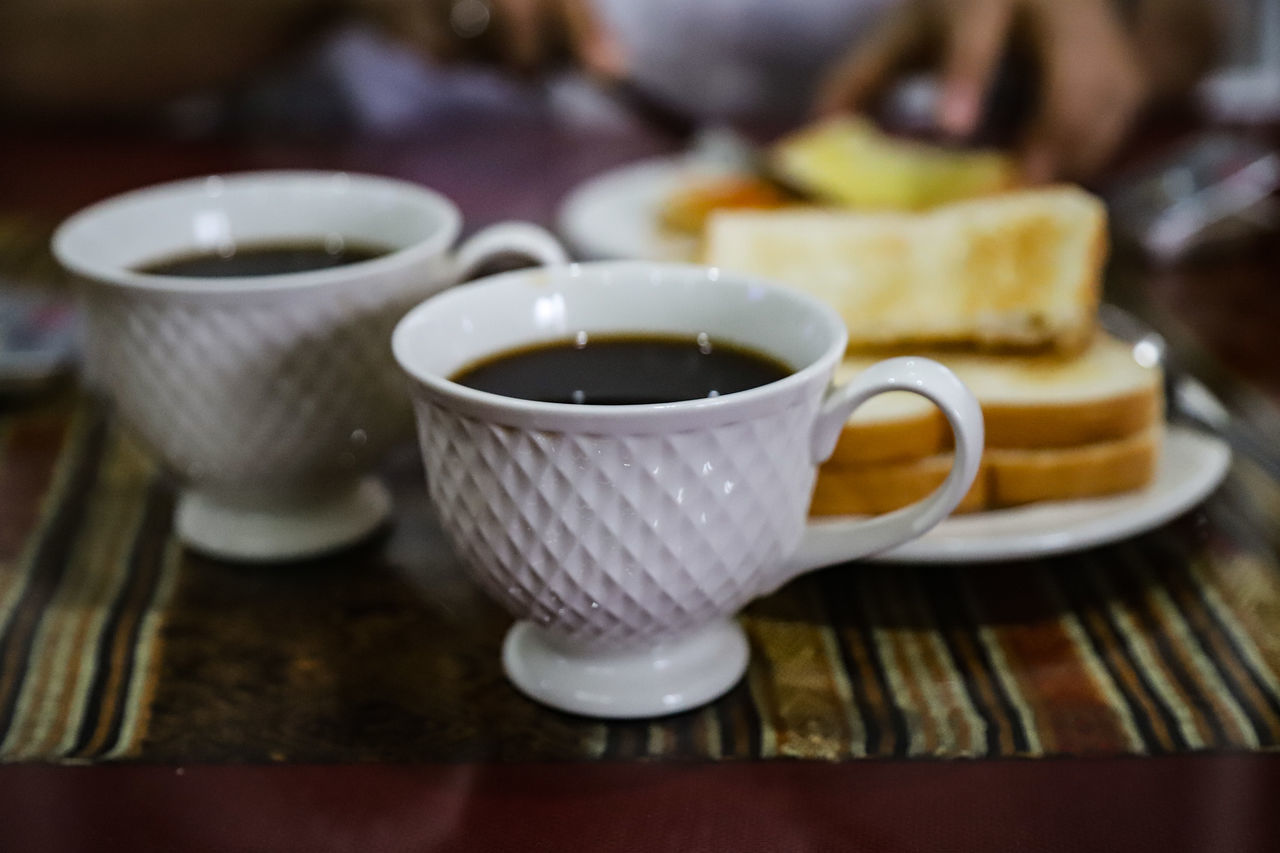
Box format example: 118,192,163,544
391,261,849,429
51,170,462,295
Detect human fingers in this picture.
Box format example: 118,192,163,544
1020,70,1142,183
1020,2,1146,181
491,0,547,71
814,2,930,116
1070,71,1144,178
560,0,626,78
937,0,1015,136
1021,101,1132,185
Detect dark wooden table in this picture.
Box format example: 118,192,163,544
1,113,1279,852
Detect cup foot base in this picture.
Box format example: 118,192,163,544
502,618,748,718
175,477,392,562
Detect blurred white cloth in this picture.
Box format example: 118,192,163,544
204,0,899,136
594,0,897,121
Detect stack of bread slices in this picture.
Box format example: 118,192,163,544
704,185,1165,516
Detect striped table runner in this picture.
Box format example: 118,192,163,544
1,216,1279,762
0,405,178,761
0,398,1278,763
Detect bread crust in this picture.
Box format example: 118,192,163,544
810,457,990,516
988,428,1161,507
811,427,1162,517
827,414,950,465
828,330,1163,464
829,386,1162,464
982,389,1161,449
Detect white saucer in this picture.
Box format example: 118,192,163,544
557,156,721,261
798,425,1231,565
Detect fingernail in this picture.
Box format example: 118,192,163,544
585,35,628,78
939,89,976,135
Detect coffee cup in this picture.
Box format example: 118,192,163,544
53,170,566,562
392,261,984,718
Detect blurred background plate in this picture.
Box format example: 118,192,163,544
557,155,722,261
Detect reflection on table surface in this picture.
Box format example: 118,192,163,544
0,113,1279,851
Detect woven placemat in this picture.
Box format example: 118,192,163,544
2,217,1279,763
1,401,1278,763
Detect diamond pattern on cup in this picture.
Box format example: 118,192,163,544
84,282,421,490
417,398,819,647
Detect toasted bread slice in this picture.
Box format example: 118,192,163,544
988,427,1162,507
810,426,1162,517
827,331,1163,465
810,454,990,516
704,186,1107,352
770,116,1018,210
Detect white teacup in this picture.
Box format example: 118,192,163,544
393,262,984,718
53,170,566,562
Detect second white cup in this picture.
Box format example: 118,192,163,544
54,170,567,562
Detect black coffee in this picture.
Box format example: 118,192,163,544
451,334,792,405
136,240,392,277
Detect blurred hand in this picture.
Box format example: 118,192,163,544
817,0,1150,182
489,0,623,75
367,0,625,77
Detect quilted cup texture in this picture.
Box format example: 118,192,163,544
415,395,822,648
84,282,424,493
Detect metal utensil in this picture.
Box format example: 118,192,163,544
1100,304,1278,481
601,79,701,142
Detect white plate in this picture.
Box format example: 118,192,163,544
798,425,1231,565
558,156,719,261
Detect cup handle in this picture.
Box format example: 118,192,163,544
785,356,985,574
451,221,569,282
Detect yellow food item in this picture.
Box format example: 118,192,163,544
704,186,1108,354
770,116,1018,211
